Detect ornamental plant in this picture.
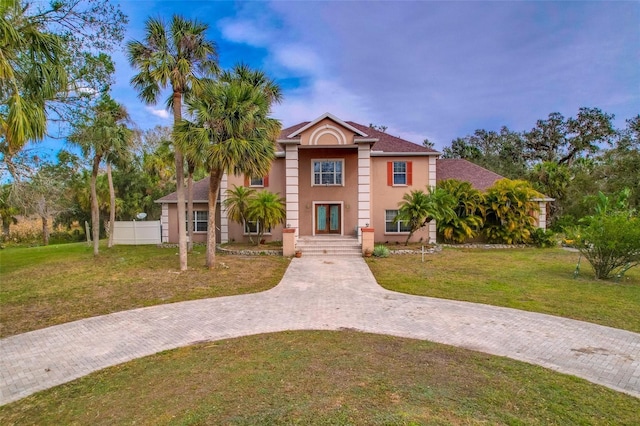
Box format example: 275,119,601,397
483,179,541,244
566,190,640,279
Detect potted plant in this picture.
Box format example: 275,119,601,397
294,249,302,258
364,248,373,258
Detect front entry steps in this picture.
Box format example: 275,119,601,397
296,236,361,257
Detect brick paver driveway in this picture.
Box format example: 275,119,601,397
1,257,639,405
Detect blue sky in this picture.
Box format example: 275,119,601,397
37,0,640,157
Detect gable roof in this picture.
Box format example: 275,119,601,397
287,112,369,138
436,159,504,191
155,178,210,203
277,114,438,154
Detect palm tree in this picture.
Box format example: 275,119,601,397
220,63,283,104
127,15,218,270
396,187,456,246
223,185,256,243
69,94,133,255
174,74,281,268
436,179,485,243
247,190,286,245
1,0,67,178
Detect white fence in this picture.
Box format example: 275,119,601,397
113,221,161,245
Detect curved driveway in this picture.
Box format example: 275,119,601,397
1,257,639,405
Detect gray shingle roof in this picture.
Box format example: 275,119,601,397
436,159,504,191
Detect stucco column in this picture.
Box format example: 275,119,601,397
357,143,372,243
161,204,169,243
219,172,229,243
361,227,374,255
282,228,296,256
428,156,437,243
285,144,300,239
538,201,547,230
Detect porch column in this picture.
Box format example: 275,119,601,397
538,201,547,230
357,143,372,243
219,172,229,243
285,144,300,236
427,156,437,243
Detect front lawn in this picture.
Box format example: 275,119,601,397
368,248,640,332
0,242,289,337
1,331,637,424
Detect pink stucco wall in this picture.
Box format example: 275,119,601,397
370,156,432,244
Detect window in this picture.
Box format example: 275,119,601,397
244,221,271,235
313,160,343,186
393,161,407,185
244,175,269,187
385,210,411,233
387,161,412,186
250,177,264,187
189,211,208,232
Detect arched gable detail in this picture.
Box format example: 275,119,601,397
309,124,347,145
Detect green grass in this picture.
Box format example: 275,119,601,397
368,248,640,332
1,331,638,425
0,242,290,337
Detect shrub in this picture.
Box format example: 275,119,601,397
529,228,556,248
436,179,485,243
565,190,640,279
483,179,541,244
373,244,390,258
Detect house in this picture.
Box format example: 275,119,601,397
156,113,550,254
436,158,553,229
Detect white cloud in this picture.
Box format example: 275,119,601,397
218,19,269,47
146,107,170,120
273,44,323,75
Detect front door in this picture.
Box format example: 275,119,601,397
315,204,341,234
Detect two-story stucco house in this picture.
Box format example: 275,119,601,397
155,113,550,254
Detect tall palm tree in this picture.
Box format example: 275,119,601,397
247,190,286,246
174,75,281,268
127,15,218,270
396,187,456,246
69,94,133,255
223,185,256,243
1,0,67,178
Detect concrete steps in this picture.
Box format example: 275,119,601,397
296,236,362,257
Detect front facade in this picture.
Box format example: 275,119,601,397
156,113,551,249
157,113,439,247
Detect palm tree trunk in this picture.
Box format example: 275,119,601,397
207,169,223,269
90,156,100,256
186,161,195,252
173,92,188,271
107,162,115,248
404,232,413,246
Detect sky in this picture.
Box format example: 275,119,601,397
35,0,640,157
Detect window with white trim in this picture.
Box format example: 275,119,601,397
244,221,271,235
312,159,343,186
188,211,208,232
385,210,411,233
393,161,407,185
249,177,264,187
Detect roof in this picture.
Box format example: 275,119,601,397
155,178,210,203
277,115,438,154
436,159,504,191
287,112,368,138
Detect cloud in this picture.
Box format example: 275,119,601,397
218,19,269,46
146,107,170,120
272,44,323,75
